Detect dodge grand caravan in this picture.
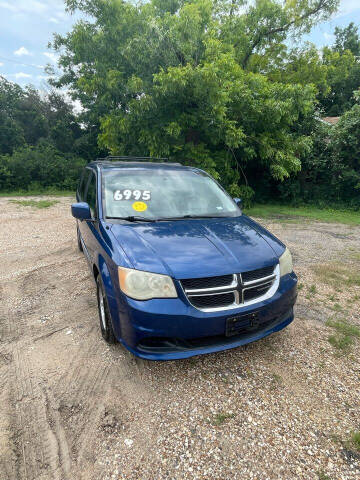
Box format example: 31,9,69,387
71,157,297,360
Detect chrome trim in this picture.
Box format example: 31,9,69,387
183,264,280,312
242,273,276,286
184,274,237,294
189,290,237,297
188,292,238,313
193,303,239,313
241,265,280,308
188,290,239,312
243,280,274,295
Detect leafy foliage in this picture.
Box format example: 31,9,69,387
0,142,86,191
320,47,360,115
0,76,100,191
334,22,360,56
1,2,359,211
50,0,338,198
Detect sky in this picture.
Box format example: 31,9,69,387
0,0,360,89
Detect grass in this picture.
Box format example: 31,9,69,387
328,334,353,352
245,204,360,226
350,431,360,451
312,263,360,288
270,373,283,388
212,412,235,426
9,199,59,209
305,284,317,300
327,319,360,338
0,189,74,197
330,303,343,312
326,318,360,353
317,471,331,480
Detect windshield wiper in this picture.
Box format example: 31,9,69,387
181,214,221,219
106,216,156,222
165,214,222,220
149,214,223,221
106,214,225,222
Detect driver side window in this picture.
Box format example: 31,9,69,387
85,171,97,218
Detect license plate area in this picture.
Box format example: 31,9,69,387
226,312,259,337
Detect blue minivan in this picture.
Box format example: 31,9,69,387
72,157,297,360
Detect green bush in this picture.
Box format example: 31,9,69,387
0,142,86,192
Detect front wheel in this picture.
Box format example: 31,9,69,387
96,276,117,344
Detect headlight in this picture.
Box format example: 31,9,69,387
279,247,293,277
118,267,178,300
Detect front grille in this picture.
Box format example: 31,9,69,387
180,264,278,311
244,281,273,302
242,265,274,283
181,274,234,290
190,292,235,309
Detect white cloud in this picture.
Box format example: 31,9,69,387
337,0,360,16
0,1,18,12
0,0,48,15
0,62,3,67
29,1,47,14
14,46,32,56
49,16,60,24
323,32,334,41
43,52,58,63
14,72,32,79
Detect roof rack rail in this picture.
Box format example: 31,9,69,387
96,156,171,162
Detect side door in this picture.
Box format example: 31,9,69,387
81,168,98,265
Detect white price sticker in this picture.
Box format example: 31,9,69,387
113,189,151,201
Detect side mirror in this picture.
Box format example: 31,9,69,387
233,197,242,208
71,202,91,221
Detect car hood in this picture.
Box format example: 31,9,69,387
110,215,284,279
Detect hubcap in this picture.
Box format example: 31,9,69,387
99,287,107,331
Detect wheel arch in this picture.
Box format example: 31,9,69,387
94,254,122,340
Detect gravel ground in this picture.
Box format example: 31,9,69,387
0,196,359,480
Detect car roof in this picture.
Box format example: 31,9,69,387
87,160,197,171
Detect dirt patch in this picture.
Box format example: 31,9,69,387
0,197,359,479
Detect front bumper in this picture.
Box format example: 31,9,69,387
114,273,297,360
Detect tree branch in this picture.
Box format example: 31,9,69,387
238,0,329,68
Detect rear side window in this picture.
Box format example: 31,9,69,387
78,169,91,201
85,171,97,218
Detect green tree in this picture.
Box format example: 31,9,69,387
0,77,25,153
0,142,86,191
319,46,360,115
268,43,329,98
0,76,100,192
0,76,101,159
318,23,360,115
330,103,360,199
333,22,360,56
50,0,338,199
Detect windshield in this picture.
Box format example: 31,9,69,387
102,168,239,220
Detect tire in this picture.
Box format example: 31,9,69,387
77,226,83,252
96,276,117,344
